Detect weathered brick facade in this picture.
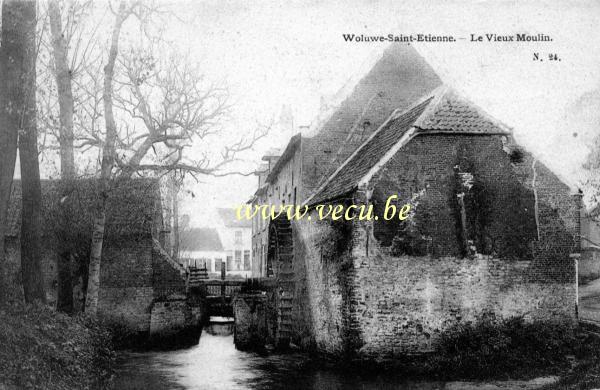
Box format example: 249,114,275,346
293,132,578,359
247,45,579,361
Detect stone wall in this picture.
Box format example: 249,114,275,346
233,293,272,350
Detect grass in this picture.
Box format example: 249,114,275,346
0,302,115,390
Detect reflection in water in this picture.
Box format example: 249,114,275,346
113,329,444,390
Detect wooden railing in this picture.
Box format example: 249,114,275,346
187,278,244,297
203,280,244,297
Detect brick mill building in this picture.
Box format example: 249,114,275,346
248,43,581,359
250,42,442,277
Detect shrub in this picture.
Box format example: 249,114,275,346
428,314,577,379
0,302,115,389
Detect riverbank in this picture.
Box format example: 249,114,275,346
110,317,600,390
287,318,600,385
0,302,114,390
3,305,600,390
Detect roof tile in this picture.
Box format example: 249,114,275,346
307,88,511,204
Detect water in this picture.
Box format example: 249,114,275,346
112,329,448,390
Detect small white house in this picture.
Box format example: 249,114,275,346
216,208,253,278
179,227,226,276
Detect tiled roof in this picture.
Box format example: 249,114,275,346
307,87,511,205
217,208,252,228
418,89,509,134
179,227,224,252
301,43,443,196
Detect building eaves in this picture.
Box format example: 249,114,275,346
265,133,302,184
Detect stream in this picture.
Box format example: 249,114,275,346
112,328,556,390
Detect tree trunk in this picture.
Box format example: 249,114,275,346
172,180,180,261
84,213,105,314
85,2,127,315
49,0,75,313
0,0,23,303
16,0,46,304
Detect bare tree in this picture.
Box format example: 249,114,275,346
0,0,22,303
15,0,46,304
84,0,134,315
113,48,268,177
31,1,270,314
48,0,76,313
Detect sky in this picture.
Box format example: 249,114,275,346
20,0,600,227
165,0,600,227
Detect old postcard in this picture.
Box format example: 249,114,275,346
1,0,600,389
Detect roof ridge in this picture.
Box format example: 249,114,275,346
303,46,388,137
412,85,451,127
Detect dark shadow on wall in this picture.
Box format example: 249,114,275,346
370,136,575,284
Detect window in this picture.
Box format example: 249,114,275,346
214,258,222,273
200,258,209,270
235,230,243,244
244,250,250,270
235,250,242,270
226,251,233,271
215,258,224,275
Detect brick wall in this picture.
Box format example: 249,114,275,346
290,224,316,350
292,134,578,359
369,134,577,282
151,239,186,298
352,253,576,357
252,144,304,277
294,214,355,356
97,236,154,331
100,237,153,288
98,287,154,332
98,235,188,334
149,300,190,336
